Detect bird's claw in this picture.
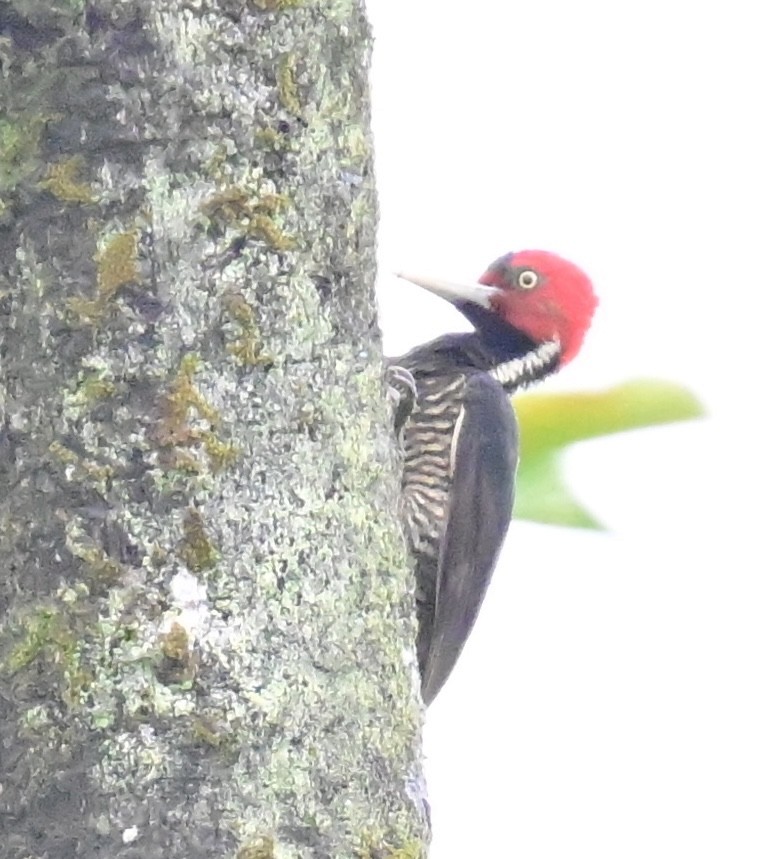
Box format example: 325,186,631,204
385,364,417,437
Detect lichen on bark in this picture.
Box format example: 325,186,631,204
0,1,428,856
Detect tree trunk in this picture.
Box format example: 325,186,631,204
0,2,427,856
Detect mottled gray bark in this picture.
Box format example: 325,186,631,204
0,2,427,857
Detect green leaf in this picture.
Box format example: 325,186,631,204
512,379,705,529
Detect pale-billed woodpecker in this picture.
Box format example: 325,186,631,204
389,250,597,704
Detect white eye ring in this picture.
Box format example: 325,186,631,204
518,269,539,289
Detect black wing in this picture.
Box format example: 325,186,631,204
420,373,519,703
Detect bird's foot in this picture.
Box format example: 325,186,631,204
385,364,417,437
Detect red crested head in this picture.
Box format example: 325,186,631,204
477,250,597,366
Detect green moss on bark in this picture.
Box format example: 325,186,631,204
0,0,427,856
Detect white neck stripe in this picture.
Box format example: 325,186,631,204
488,339,561,392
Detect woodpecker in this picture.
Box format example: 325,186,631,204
390,250,597,704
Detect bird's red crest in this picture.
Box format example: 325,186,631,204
479,250,597,365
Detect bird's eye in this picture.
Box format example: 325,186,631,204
518,270,539,289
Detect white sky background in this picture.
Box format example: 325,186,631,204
366,2,779,856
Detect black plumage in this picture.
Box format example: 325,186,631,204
393,325,560,703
